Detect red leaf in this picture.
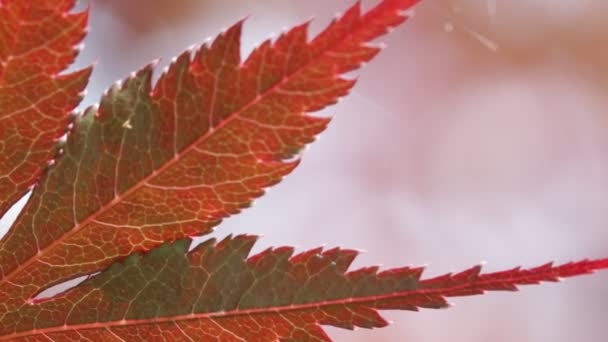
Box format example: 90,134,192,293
1,236,605,341
0,0,419,304
0,0,91,217
1,1,606,340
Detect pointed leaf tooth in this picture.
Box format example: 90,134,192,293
376,266,424,291
419,272,453,289
451,264,482,283
352,306,389,329
290,247,325,265
321,248,358,274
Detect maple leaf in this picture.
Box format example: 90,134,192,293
0,0,420,306
1,236,606,341
0,0,606,341
0,0,91,219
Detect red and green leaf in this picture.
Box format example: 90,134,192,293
0,0,419,303
0,0,606,341
1,235,605,341
0,0,91,218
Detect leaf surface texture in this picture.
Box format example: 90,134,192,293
3,236,607,341
0,0,90,218
0,1,606,341
0,0,417,308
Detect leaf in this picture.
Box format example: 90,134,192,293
2,235,606,341
0,0,420,304
1,1,606,341
0,0,91,218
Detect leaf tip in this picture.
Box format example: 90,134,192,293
148,57,162,70
234,15,250,27
74,42,86,54
353,248,368,254
400,8,416,18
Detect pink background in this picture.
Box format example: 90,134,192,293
2,0,608,340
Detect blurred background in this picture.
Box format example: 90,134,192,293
5,0,608,340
